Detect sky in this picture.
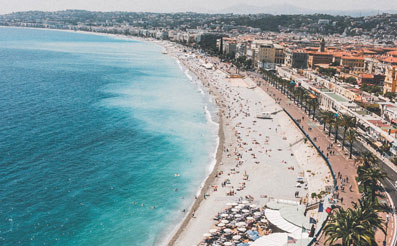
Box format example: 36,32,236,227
0,0,396,14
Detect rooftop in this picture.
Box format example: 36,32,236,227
324,92,350,102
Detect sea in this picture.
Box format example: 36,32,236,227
0,27,219,246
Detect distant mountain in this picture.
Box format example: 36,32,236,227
215,4,308,15
214,3,397,17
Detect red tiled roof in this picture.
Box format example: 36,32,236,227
387,51,397,57
360,73,374,79
382,56,397,64
341,56,364,60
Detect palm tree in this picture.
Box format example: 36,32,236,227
302,93,309,113
325,111,335,137
281,79,287,94
320,110,329,131
345,129,357,159
340,115,356,147
296,87,304,108
357,166,388,203
379,142,391,154
334,115,343,143
311,98,320,120
292,86,299,104
306,98,314,117
357,151,377,169
324,206,377,246
353,197,386,235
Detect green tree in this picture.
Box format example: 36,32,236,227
324,206,376,246
345,129,357,159
334,116,342,144
357,151,377,169
357,166,388,203
324,111,336,137
340,115,356,147
345,76,357,85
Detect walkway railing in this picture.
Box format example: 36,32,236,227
282,108,337,246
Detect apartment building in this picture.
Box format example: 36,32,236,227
384,65,397,94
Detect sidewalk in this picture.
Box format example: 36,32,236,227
254,76,395,245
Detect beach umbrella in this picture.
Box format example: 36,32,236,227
234,214,242,218
232,208,238,212
260,219,267,223
242,201,249,204
254,212,261,216
224,228,232,233
203,233,211,237
242,209,249,213
231,202,238,206
209,229,218,233
238,227,247,232
236,222,246,227
221,213,229,217
217,223,225,227
249,204,257,208
224,242,232,246
221,219,229,224
233,235,242,240
226,202,234,206
246,217,254,220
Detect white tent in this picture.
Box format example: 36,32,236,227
264,209,309,239
248,233,288,246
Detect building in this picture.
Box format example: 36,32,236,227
383,104,397,125
251,40,284,69
318,19,330,25
274,44,285,64
384,66,397,94
358,73,385,86
222,38,237,56
307,52,333,69
340,56,365,69
291,50,308,69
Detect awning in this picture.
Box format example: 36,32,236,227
248,233,288,246
374,141,383,148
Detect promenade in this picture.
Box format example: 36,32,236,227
253,73,396,246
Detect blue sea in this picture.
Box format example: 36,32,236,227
0,27,218,245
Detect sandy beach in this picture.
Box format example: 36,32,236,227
10,27,331,244
157,42,332,246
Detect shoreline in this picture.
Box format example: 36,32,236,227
159,51,223,246
1,26,222,246
1,26,333,245
167,116,225,246
164,48,227,246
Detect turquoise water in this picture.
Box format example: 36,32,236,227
0,27,218,245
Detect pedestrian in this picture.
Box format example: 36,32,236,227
340,197,343,204
349,184,353,192
346,176,349,183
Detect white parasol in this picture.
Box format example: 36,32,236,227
236,222,246,227
209,229,218,233
232,235,242,240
